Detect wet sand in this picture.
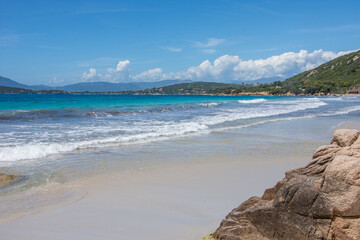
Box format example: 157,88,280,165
0,161,313,240
0,117,358,240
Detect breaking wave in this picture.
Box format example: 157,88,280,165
1,95,359,162
238,99,267,104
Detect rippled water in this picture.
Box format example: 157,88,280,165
0,94,359,162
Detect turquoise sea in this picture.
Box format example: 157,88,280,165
1,94,360,163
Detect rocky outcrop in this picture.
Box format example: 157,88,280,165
213,129,360,240
0,173,17,185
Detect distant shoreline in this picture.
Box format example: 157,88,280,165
0,91,354,97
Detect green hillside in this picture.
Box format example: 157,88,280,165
0,86,68,94
209,50,360,95
0,86,35,93
130,82,234,94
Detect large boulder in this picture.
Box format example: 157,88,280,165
213,129,360,240
331,129,360,147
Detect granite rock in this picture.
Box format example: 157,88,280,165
213,129,360,240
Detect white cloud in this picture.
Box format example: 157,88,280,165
163,47,182,52
231,49,347,80
105,60,130,82
80,49,357,82
133,68,163,81
81,60,130,82
166,49,354,81
195,38,225,48
108,60,130,72
81,68,98,81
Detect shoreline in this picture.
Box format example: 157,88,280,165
0,115,359,239
0,117,353,240
0,150,315,240
0,91,355,96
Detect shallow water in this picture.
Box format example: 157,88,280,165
0,95,360,194
1,94,359,163
1,94,360,231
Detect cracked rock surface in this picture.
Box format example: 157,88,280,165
213,129,360,240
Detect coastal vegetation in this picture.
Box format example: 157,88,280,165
0,86,69,94
0,86,34,94
125,82,233,95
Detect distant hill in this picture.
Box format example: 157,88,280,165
128,82,235,94
57,82,142,92
0,76,29,89
280,50,360,94
126,79,284,95
0,86,68,94
0,86,34,94
209,50,360,95
54,79,194,92
0,76,194,92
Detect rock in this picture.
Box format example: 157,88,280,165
328,218,360,240
213,129,360,240
0,173,17,185
331,129,359,147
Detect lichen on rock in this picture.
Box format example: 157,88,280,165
202,234,216,240
213,129,360,240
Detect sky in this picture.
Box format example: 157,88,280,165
0,0,360,86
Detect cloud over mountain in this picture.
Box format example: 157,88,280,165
81,49,355,82
133,68,163,81
81,60,130,82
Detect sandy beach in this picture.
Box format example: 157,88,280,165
1,115,352,240
0,161,308,240
1,1,359,239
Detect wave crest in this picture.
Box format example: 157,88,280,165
238,99,267,104
198,102,221,107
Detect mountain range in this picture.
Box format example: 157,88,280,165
0,75,283,93
0,76,196,92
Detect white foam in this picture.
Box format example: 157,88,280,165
0,121,209,162
267,97,322,105
320,97,344,101
215,115,314,132
319,105,360,117
198,102,221,107
0,97,339,162
196,98,327,126
238,99,267,104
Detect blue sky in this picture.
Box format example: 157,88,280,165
0,0,359,85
